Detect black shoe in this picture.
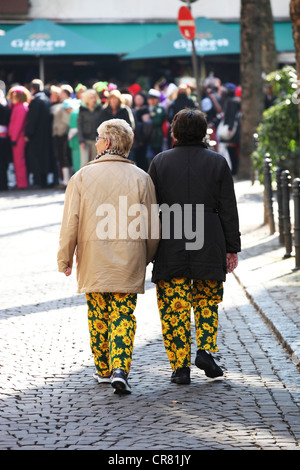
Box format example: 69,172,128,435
195,350,223,378
171,367,191,384
111,368,131,394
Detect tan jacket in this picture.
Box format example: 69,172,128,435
57,154,160,294
51,103,70,136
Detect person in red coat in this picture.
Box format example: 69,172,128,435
7,86,31,189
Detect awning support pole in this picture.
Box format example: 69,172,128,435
39,56,45,83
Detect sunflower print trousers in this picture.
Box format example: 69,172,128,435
156,278,223,371
86,292,137,377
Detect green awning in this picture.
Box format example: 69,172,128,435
0,20,295,56
63,22,176,55
274,22,295,52
0,19,113,55
224,21,294,53
66,20,295,56
122,17,241,60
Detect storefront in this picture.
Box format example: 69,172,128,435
0,19,295,88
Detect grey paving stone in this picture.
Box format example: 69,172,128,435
0,184,299,451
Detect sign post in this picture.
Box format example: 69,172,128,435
177,3,201,107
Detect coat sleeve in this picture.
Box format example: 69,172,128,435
224,99,238,131
148,158,161,204
57,175,81,272
76,108,85,144
125,106,136,130
25,99,40,139
142,175,160,263
218,163,241,253
151,106,166,127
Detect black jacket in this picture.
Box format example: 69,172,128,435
77,104,103,142
222,96,241,143
168,94,196,122
148,143,241,282
25,91,53,174
98,105,133,128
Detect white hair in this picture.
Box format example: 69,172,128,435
97,119,134,156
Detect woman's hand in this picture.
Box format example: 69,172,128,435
65,267,72,276
226,253,238,273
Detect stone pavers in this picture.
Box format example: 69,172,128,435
234,180,300,367
0,184,299,451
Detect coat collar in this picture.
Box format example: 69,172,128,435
87,154,136,166
173,140,208,148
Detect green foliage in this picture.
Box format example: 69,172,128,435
264,65,298,97
252,66,300,182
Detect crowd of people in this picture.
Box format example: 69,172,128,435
0,74,242,192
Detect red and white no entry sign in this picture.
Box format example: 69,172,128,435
177,6,196,41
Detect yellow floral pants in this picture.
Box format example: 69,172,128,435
156,278,223,371
86,292,137,377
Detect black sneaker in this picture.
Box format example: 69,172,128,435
171,367,191,384
111,368,131,394
195,350,223,378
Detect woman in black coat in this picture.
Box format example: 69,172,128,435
148,108,241,385
98,90,134,128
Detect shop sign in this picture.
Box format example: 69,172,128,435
10,33,66,52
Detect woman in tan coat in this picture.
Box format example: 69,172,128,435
58,118,159,394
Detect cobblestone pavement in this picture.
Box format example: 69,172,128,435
234,181,300,367
0,182,299,452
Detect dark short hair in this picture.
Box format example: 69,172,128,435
171,108,207,144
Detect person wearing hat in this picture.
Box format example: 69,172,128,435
128,83,142,97
145,88,166,160
60,84,74,102
98,89,135,129
75,83,87,101
92,81,108,104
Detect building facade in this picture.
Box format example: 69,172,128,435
0,0,294,88
0,0,290,23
